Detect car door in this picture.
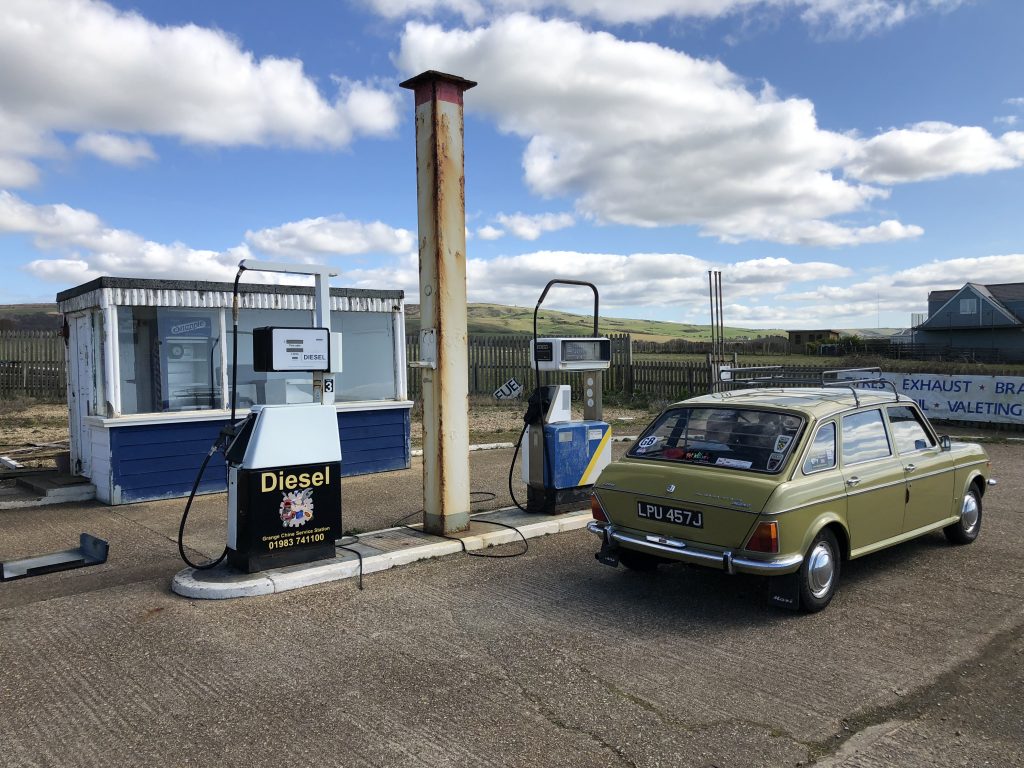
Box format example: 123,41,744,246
886,404,956,534
840,408,905,551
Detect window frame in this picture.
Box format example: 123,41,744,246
840,408,893,467
801,420,837,476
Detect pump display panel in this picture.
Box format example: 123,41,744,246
253,326,331,372
531,337,611,371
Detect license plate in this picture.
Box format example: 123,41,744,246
637,502,703,529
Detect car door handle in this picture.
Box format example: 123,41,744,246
846,476,861,487
905,463,917,473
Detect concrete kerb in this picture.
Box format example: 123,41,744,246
171,506,593,600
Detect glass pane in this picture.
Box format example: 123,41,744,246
803,422,836,474
230,308,313,406
155,308,224,411
117,307,223,414
627,407,804,473
841,409,891,464
330,311,396,401
887,405,935,453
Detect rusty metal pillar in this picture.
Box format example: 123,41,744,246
400,70,476,535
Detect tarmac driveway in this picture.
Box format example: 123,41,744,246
1,442,1022,767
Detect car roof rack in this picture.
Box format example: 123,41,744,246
718,366,901,408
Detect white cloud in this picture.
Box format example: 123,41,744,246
1005,97,1024,107
995,116,1019,127
75,133,156,166
369,0,968,36
0,0,401,186
397,15,930,246
846,122,1024,184
477,225,505,239
4,192,420,286
493,211,574,240
246,216,414,258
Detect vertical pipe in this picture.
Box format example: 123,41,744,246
401,70,476,535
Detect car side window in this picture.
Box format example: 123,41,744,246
803,422,836,474
841,409,892,465
887,405,936,454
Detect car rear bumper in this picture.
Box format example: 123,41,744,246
587,521,803,576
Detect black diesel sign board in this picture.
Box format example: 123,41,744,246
228,461,342,573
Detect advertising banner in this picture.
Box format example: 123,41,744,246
869,372,1024,424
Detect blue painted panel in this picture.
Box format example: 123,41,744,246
108,407,412,503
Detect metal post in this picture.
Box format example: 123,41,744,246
400,70,476,536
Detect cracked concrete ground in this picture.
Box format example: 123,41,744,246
1,441,1022,767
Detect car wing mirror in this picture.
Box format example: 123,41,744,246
939,435,951,452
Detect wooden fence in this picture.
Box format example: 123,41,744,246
0,330,67,402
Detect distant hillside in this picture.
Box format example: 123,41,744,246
0,303,62,330
406,303,787,343
0,301,790,342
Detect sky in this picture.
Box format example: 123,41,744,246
1,0,1023,330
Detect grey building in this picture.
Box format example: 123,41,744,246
915,282,1024,361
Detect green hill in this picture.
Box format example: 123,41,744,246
406,303,786,343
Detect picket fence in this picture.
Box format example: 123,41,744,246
0,330,67,402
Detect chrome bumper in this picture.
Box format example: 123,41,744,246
587,521,803,576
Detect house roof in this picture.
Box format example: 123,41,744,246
928,282,1024,305
922,282,1022,329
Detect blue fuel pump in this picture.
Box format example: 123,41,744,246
521,280,613,514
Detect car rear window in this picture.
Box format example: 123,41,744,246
628,407,805,473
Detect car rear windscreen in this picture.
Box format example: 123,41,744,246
627,407,805,474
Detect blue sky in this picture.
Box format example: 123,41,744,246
1,0,1022,330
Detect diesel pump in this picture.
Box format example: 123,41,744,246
177,259,345,573
516,280,613,514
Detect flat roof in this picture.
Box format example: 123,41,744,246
56,276,404,304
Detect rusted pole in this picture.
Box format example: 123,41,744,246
400,70,476,535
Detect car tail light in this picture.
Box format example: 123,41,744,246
590,494,608,523
745,521,779,553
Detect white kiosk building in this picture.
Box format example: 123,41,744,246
57,276,411,504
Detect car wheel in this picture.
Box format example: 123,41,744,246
944,485,982,545
798,528,840,613
618,548,662,572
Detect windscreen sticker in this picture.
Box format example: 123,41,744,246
773,434,793,453
638,436,658,449
767,452,785,471
715,457,752,469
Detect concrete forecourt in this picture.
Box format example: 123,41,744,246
1,438,1022,767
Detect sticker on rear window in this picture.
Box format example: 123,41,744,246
638,436,658,449
774,435,793,453
767,452,785,471
715,457,752,469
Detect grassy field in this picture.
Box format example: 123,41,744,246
405,302,786,343
633,352,1024,375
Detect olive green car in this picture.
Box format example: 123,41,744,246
588,386,995,612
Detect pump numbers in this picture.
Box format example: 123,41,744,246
637,502,703,529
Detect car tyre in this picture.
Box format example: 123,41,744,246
618,548,662,572
798,528,840,613
944,485,982,545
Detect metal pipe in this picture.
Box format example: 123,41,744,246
400,70,476,535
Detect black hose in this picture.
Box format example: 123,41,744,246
177,442,228,570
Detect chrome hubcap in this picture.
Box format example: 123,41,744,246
807,541,835,599
961,493,980,534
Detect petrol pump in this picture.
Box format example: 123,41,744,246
521,280,613,514
177,259,345,574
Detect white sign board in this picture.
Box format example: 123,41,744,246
858,372,1024,424
264,327,331,371
493,378,523,400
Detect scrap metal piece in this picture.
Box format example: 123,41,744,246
1,533,109,582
